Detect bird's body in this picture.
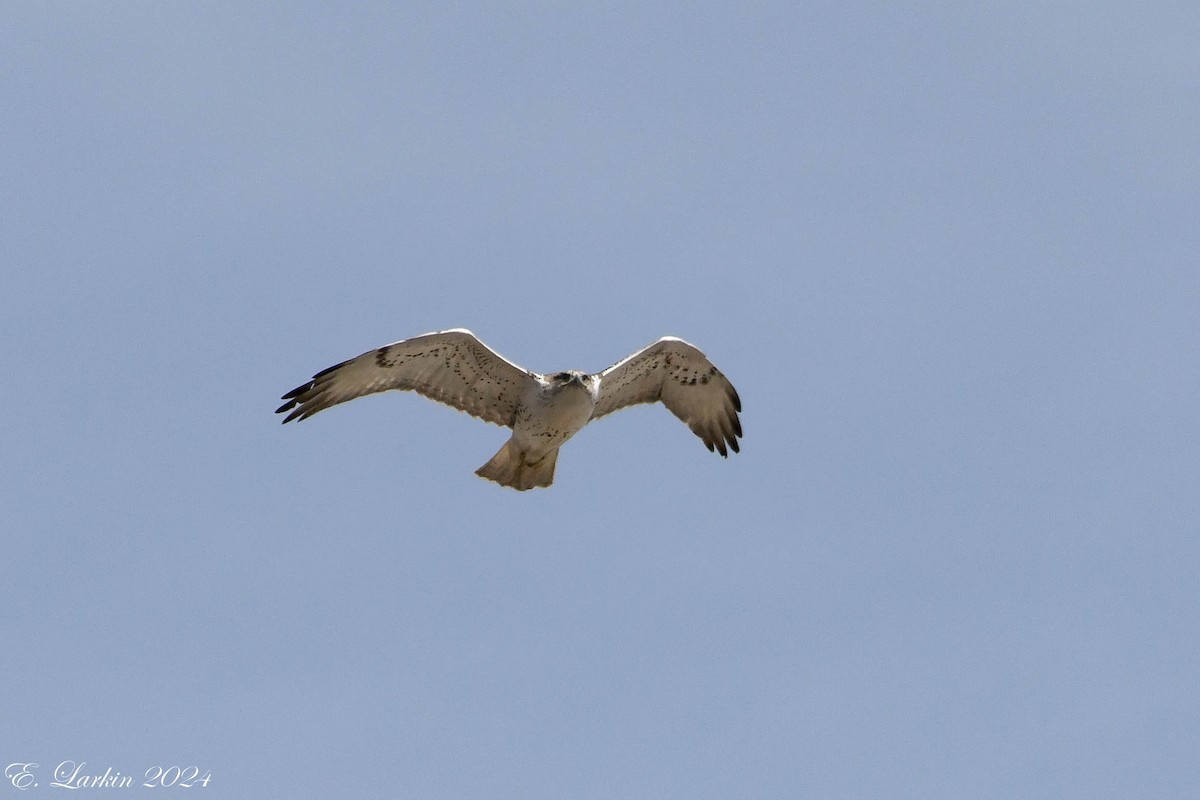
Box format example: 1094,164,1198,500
476,370,600,489
277,329,741,490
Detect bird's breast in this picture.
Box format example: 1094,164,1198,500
512,382,598,450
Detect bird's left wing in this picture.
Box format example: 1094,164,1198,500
591,337,742,457
276,329,535,427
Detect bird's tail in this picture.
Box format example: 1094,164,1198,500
475,439,558,491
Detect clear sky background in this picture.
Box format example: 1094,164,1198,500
2,3,1197,798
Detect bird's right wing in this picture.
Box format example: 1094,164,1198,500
276,329,535,427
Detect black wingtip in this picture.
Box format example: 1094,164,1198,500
280,382,311,402
710,434,729,460
275,395,305,422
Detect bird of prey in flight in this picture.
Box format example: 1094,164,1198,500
277,329,742,490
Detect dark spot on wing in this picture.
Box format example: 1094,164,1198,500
375,347,395,369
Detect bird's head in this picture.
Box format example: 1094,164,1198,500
551,370,597,394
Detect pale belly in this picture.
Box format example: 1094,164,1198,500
511,382,598,458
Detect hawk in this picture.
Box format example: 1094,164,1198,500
276,329,742,490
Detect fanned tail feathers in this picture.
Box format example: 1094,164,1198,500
475,440,558,491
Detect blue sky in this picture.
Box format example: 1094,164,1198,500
2,3,1198,798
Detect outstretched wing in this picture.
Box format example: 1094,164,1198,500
592,337,742,457
276,329,535,427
